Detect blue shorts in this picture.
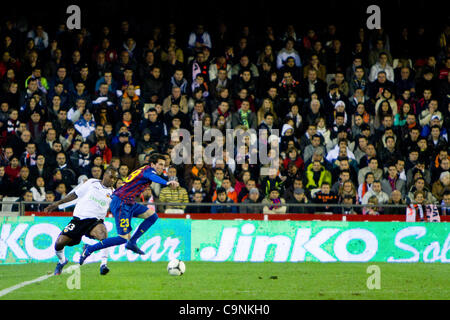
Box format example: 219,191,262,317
110,195,149,235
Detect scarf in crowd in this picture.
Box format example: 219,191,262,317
218,107,230,118
406,204,440,222
441,200,450,216
269,198,281,210
214,177,222,188
388,176,397,191
240,109,250,128
361,182,371,200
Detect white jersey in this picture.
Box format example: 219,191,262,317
61,179,113,220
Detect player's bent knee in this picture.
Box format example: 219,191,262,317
139,210,158,220
119,233,131,240
55,236,71,251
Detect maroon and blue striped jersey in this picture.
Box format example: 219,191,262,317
113,165,168,204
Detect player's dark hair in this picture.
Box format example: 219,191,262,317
104,166,118,175
149,153,165,164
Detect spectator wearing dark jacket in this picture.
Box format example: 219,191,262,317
240,188,263,213
312,182,339,213
185,191,210,214
287,188,312,214
211,187,237,213
138,108,168,151
142,66,164,103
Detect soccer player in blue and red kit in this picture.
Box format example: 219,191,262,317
79,153,179,264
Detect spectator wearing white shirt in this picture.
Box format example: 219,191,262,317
276,38,302,70
30,176,46,202
361,180,389,205
74,109,96,139
369,52,394,82
27,25,49,51
188,25,212,54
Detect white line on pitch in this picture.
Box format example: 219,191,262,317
0,274,54,298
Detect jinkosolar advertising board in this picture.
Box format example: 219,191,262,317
191,220,450,263
0,217,449,264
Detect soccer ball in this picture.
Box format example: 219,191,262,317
167,259,186,276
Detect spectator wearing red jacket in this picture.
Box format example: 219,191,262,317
90,137,112,164
5,156,21,182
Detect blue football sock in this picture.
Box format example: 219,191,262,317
129,214,158,244
87,236,127,254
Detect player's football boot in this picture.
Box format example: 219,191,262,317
125,241,145,255
79,244,91,265
54,258,68,275
100,264,110,275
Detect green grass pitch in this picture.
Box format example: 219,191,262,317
0,261,449,300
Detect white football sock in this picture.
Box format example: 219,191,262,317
55,249,66,263
100,248,108,266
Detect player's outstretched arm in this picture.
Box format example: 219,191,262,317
44,193,78,213
144,169,173,186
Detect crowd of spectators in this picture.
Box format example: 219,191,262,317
0,18,449,215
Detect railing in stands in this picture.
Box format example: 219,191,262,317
0,201,448,222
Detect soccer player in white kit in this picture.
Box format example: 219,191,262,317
44,167,118,275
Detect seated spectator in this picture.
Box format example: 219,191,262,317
119,142,139,172
303,54,326,81
432,171,450,202
341,194,358,215
30,175,46,202
211,186,237,213
260,167,286,198
304,159,332,193
369,52,394,82
158,176,189,213
231,100,257,130
90,137,112,165
312,182,338,214
276,38,301,70
287,187,311,214
240,188,263,214
440,191,450,216
363,195,381,215
74,108,96,140
188,177,210,202
211,177,237,203
381,163,407,197
5,156,21,183
384,190,406,215
185,191,209,214
262,187,287,214
358,157,383,185
361,180,389,206
12,190,40,212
